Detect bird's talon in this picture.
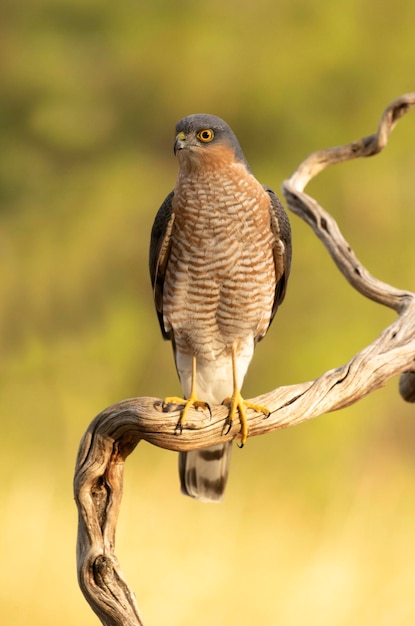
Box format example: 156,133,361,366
175,421,184,436
192,400,211,415
162,396,186,412
164,378,211,436
223,420,232,436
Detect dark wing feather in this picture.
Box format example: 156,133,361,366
263,186,292,332
149,190,175,340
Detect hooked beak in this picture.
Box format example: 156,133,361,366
174,131,186,155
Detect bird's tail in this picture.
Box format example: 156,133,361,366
178,442,232,503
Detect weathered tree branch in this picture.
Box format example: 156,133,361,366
74,93,415,625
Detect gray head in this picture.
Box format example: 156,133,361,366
174,114,250,168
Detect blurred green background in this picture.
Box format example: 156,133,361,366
1,1,415,624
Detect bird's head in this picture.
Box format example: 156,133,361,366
173,114,250,171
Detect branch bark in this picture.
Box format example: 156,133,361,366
74,93,415,625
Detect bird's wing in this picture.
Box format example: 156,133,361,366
149,190,175,339
264,186,292,329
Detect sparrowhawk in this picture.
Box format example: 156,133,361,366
149,114,291,502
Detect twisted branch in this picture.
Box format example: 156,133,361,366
74,93,415,625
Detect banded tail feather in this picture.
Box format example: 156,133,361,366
178,442,232,502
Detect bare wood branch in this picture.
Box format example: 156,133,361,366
74,93,415,625
284,93,415,312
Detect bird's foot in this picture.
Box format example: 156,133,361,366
163,395,211,434
222,391,270,448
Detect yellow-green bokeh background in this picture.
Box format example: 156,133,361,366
2,1,415,624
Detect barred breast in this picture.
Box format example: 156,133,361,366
162,162,276,362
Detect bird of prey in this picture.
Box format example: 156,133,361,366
149,114,291,502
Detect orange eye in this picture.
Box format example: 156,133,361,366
197,129,214,142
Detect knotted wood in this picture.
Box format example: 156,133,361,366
74,93,415,625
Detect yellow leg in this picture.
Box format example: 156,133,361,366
164,355,211,433
223,344,270,447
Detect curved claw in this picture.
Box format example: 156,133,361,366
175,420,184,436
222,419,232,436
